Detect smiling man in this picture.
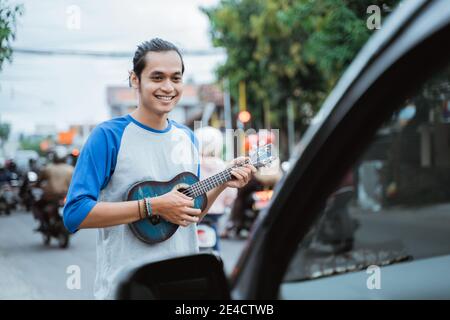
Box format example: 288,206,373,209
63,38,255,299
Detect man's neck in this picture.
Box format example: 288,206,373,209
131,108,168,130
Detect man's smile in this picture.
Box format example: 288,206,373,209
155,95,176,101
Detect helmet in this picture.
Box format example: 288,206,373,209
53,146,68,162
194,126,223,157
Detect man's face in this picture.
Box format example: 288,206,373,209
133,50,183,115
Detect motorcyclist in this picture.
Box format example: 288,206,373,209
0,160,13,186
19,158,41,212
33,146,74,232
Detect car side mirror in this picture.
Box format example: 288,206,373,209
114,253,231,300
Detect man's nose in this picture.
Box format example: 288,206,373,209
160,80,174,93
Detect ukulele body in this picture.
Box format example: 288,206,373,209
126,171,207,244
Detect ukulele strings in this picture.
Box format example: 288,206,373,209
180,159,251,198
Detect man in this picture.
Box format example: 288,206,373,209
0,160,12,185
20,158,40,212
63,38,255,299
34,146,73,231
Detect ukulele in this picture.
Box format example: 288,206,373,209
125,144,276,244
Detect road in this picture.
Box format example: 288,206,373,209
0,210,246,299
6,202,449,299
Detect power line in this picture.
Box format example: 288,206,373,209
12,47,225,58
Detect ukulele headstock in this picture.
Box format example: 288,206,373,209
249,144,276,169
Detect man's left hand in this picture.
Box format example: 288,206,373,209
224,157,257,189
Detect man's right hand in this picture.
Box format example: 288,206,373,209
151,190,202,227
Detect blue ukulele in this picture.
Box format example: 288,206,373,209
125,144,276,244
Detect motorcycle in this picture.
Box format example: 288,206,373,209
310,182,359,254
31,188,70,249
0,176,22,215
0,172,21,215
252,189,273,211
197,220,218,253
20,171,39,212
0,183,14,215
238,189,274,238
223,176,276,240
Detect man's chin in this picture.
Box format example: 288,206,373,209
158,103,176,112
142,101,175,114
153,105,175,116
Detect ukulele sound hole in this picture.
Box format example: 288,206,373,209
149,215,160,225
177,187,188,194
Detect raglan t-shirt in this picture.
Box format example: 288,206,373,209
63,114,200,299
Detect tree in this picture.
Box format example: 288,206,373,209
0,121,10,147
202,0,399,157
0,0,23,71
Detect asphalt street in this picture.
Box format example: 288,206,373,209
0,210,246,299
3,203,450,299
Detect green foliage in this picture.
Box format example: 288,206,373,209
0,121,10,142
202,0,400,132
19,135,46,155
0,0,24,71
19,139,41,154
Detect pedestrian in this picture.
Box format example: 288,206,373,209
194,126,237,252
222,133,282,239
63,38,256,299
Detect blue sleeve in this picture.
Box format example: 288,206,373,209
63,120,127,233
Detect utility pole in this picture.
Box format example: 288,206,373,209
238,81,247,157
223,79,232,130
223,79,234,161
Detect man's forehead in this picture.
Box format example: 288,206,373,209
143,51,183,74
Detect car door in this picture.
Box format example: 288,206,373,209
231,0,450,299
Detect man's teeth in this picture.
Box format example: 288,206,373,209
156,95,174,101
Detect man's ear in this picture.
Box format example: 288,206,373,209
129,71,139,89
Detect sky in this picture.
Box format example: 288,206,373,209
0,0,225,134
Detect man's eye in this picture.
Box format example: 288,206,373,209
151,76,163,81
173,77,182,82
